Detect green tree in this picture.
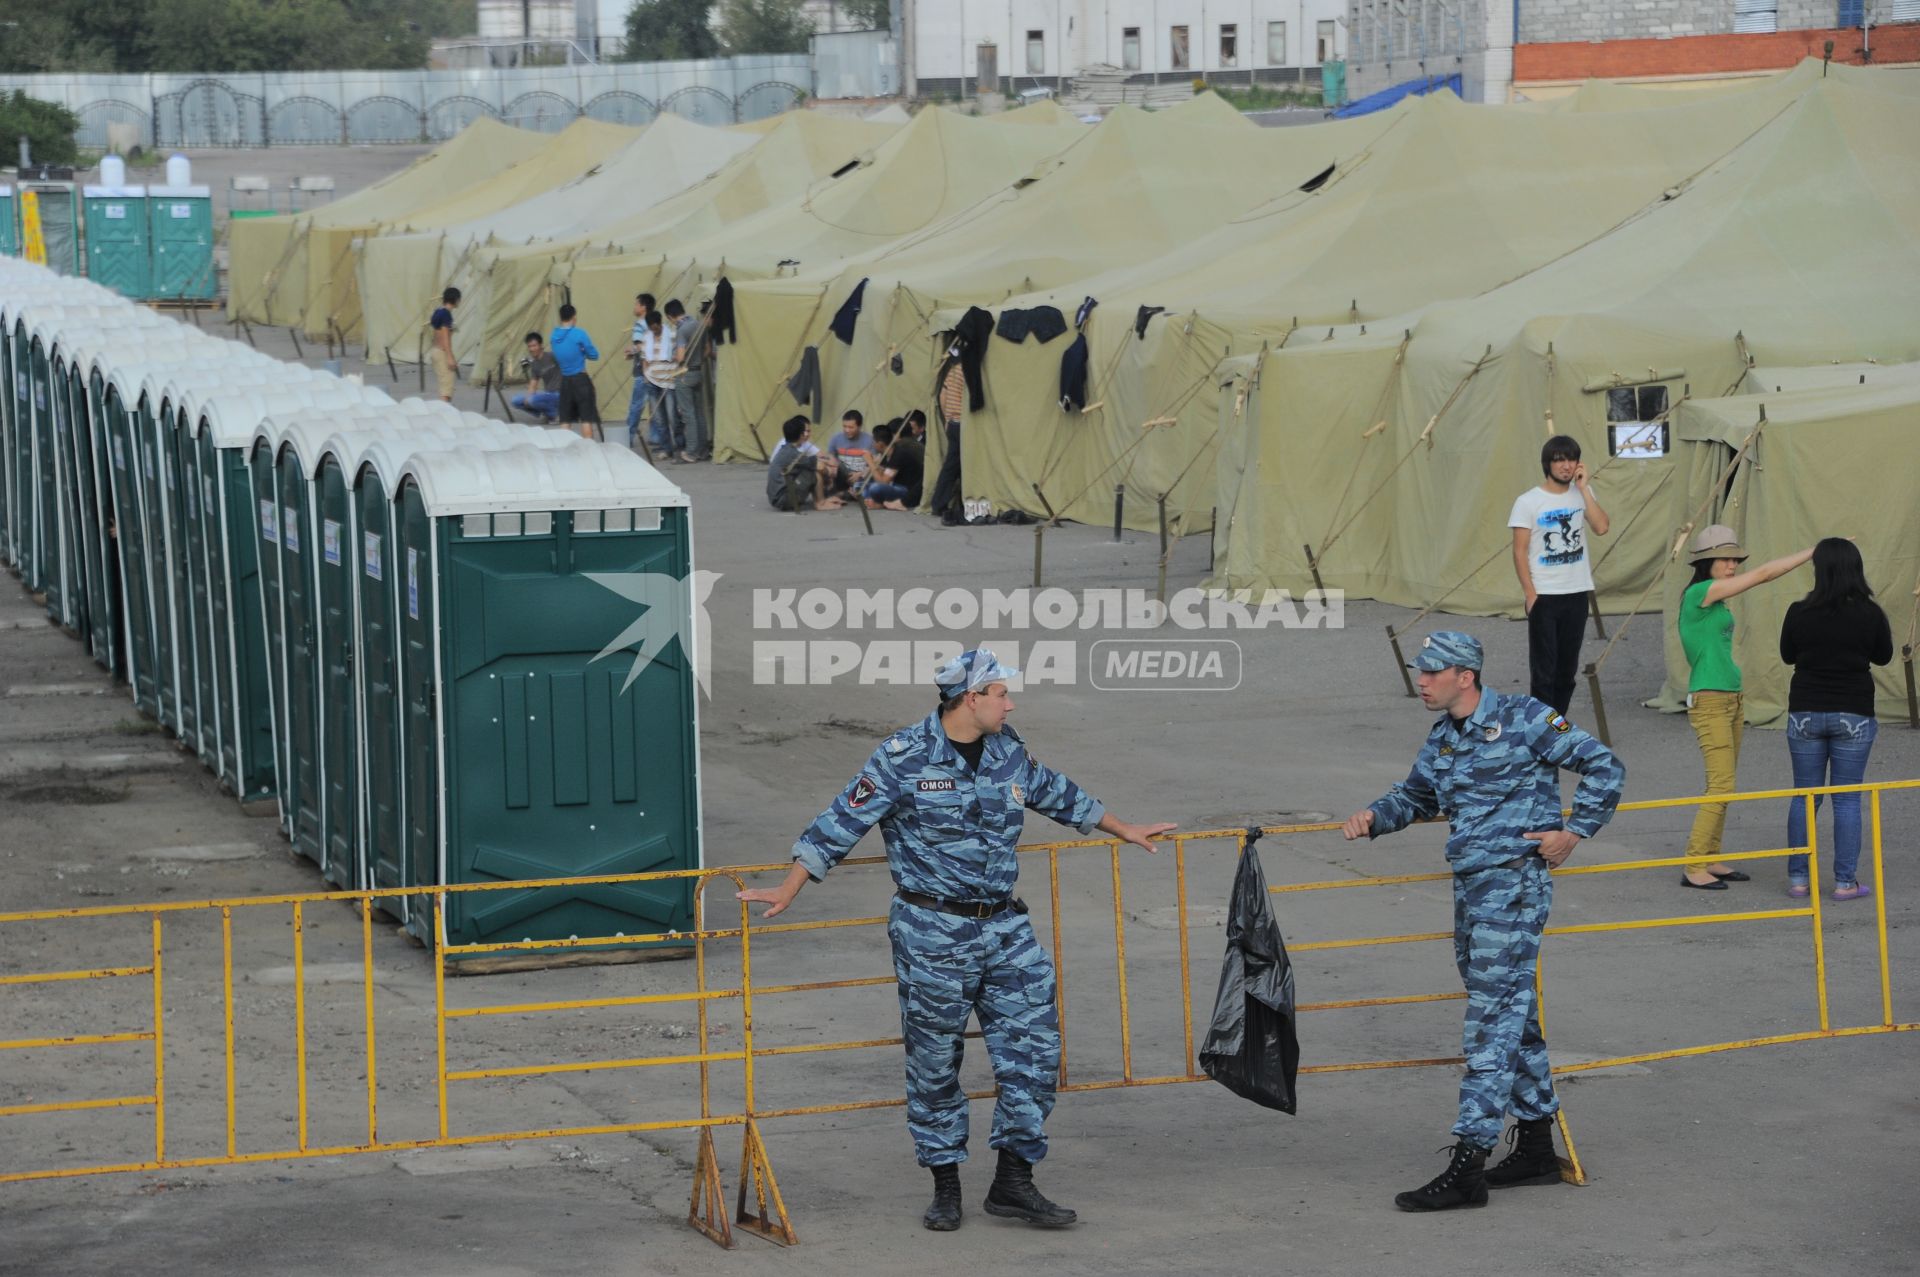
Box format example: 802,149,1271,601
839,0,891,31
717,0,813,55
0,91,82,166
621,0,721,62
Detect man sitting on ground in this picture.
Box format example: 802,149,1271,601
767,415,843,512
826,409,875,495
510,332,561,423
863,420,924,511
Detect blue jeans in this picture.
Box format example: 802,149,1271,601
642,384,681,451
1786,711,1877,887
510,390,558,422
864,481,910,504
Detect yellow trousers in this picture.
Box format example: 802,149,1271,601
1684,691,1745,872
431,346,455,400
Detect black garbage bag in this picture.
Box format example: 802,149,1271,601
1198,835,1300,1113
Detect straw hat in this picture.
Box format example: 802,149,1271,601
1687,524,1749,564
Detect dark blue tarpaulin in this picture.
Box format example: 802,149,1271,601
1331,73,1462,119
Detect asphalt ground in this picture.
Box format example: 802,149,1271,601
1,143,1916,1276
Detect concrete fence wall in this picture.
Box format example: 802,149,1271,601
2,56,815,151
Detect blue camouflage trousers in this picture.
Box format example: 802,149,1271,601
1451,857,1559,1148
888,897,1060,1167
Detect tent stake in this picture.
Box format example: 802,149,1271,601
1112,483,1125,542
1030,482,1061,527
1583,663,1612,747
1304,544,1326,595
1903,645,1918,729
857,493,875,536
1387,626,1416,698
1157,495,1169,604
1032,524,1044,589
288,326,303,359
384,347,398,383
481,371,494,412
1589,591,1608,640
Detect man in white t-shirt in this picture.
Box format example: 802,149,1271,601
1508,435,1611,715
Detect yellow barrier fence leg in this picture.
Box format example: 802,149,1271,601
687,1127,735,1249
734,1119,797,1246
1536,951,1587,1185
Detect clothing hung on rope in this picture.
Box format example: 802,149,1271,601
786,345,823,422
1058,334,1090,412
828,277,869,345
1134,305,1165,339
1074,295,1098,328
949,305,995,411
995,306,1067,346
710,277,737,345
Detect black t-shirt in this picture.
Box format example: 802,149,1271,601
887,437,925,505
950,734,985,772
1779,596,1894,716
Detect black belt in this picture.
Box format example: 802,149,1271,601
897,890,1026,919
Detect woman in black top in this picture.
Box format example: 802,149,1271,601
1779,538,1893,901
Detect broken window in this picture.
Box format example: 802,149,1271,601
1267,21,1287,66
1026,29,1045,75
1220,24,1238,67
1171,25,1190,71
1123,26,1141,70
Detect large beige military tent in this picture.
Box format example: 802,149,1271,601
1651,364,1920,726
228,117,547,332
355,113,762,366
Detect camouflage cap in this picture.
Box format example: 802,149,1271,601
934,647,1021,699
1410,630,1485,673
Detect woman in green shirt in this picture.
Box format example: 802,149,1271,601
1677,525,1816,889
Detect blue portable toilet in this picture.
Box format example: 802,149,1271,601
82,157,150,300
148,156,217,302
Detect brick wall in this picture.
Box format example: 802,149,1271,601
1515,22,1920,81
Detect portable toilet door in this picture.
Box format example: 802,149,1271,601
397,444,701,952
83,161,150,299
148,159,216,302
20,184,82,276
102,367,162,716
247,429,293,831
0,185,16,257
196,385,383,802
26,330,57,600
75,350,125,674
314,443,365,886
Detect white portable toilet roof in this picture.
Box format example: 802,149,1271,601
202,384,390,448
398,441,689,517
47,313,180,366
24,304,132,346
322,423,480,494
140,352,263,410
258,407,415,477
165,362,319,416
83,182,146,198
148,184,212,199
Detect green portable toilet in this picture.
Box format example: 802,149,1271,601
0,184,16,257
18,181,82,276
82,159,150,300
254,407,443,864
148,157,216,302
160,359,322,756
46,311,181,647
104,347,225,719
192,383,396,803
393,442,701,952
325,416,584,908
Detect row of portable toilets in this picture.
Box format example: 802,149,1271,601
1,156,217,300
0,259,703,955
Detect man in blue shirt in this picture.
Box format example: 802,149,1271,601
429,286,459,402
739,649,1174,1233
1342,631,1624,1213
549,304,601,440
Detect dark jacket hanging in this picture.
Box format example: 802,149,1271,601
1198,836,1300,1113
786,345,823,422
1134,305,1165,339
1058,333,1089,412
828,277,869,345
710,277,738,345
996,305,1067,345
950,305,995,411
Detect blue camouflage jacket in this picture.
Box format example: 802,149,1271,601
1367,689,1625,874
792,711,1105,901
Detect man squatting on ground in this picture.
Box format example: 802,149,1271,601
1344,631,1625,1211
738,650,1175,1232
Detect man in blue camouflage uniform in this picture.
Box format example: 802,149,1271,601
738,649,1175,1232
1341,631,1624,1212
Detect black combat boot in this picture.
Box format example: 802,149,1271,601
983,1148,1078,1227
1393,1139,1490,1212
1485,1117,1563,1188
922,1163,963,1231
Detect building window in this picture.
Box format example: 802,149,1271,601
1267,21,1287,65
1026,30,1045,74
1220,23,1238,67
1317,20,1336,64
1170,25,1190,70
1733,1,1779,34
1122,26,1141,70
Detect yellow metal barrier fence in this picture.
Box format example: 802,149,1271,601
1,778,1913,1249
